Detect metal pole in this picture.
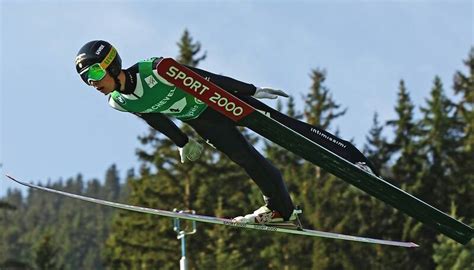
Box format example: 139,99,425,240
173,209,197,270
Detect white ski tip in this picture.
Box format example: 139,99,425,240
5,174,24,186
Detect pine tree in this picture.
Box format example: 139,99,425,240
363,112,391,175
176,28,206,67
453,47,474,152
404,76,462,269
304,69,347,130
0,201,17,211
433,205,474,270
102,164,121,201
0,190,31,269
386,80,423,190
79,167,122,269
419,77,460,209
301,69,347,226
0,173,124,270
33,233,63,270
451,48,474,219
297,68,374,269
359,112,405,269
431,49,474,269
433,237,474,270
384,80,425,248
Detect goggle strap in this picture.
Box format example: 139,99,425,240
100,47,117,69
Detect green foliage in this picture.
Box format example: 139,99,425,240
433,231,474,270
433,205,473,270
451,48,474,220
386,80,424,189
33,233,63,270
176,28,206,66
453,47,474,152
418,76,461,208
384,80,424,251
0,168,122,270
364,112,391,175
304,69,347,129
297,68,381,269
0,201,17,211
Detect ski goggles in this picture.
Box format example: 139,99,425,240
79,47,117,84
79,63,107,84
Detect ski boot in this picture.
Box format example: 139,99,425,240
355,162,379,177
233,205,303,229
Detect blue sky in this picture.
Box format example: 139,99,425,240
1,1,472,196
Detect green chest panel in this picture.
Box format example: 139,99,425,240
110,59,207,120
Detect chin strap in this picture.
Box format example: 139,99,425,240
113,75,122,92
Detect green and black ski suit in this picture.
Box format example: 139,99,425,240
108,57,375,220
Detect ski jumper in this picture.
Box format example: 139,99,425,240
108,57,375,220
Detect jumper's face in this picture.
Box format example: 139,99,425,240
89,72,115,95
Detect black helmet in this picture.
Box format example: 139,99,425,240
75,40,122,83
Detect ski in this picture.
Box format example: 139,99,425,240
156,58,473,245
6,174,418,248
